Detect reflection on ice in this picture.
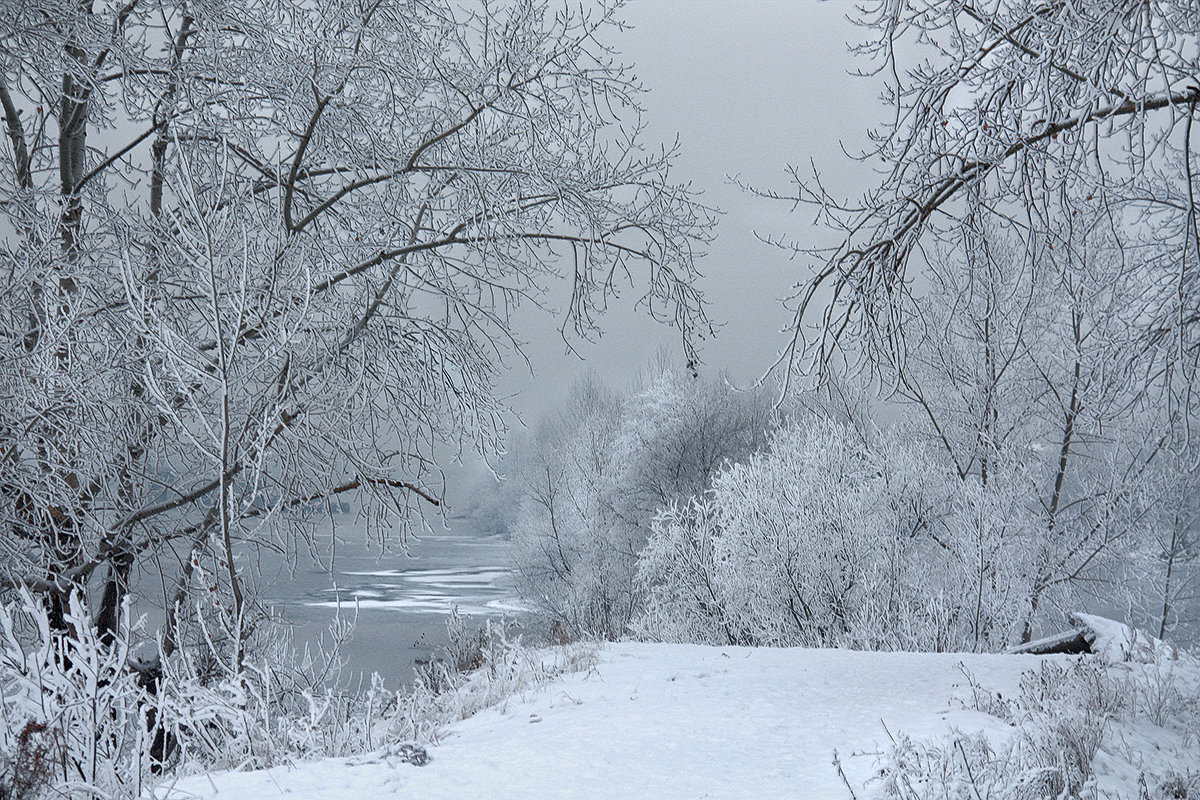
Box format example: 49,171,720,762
306,597,500,615
404,568,510,586
304,564,518,616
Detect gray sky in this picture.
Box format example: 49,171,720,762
496,1,882,427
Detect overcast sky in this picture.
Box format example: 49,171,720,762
496,1,883,427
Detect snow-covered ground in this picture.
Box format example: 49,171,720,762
155,640,1200,800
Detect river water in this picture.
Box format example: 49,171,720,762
260,518,520,686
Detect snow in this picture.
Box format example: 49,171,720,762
1069,612,1180,663
402,568,511,587
156,643,1080,800
341,568,510,584
305,595,499,615
304,566,517,615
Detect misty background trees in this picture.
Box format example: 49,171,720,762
505,367,773,639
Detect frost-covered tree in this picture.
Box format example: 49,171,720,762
509,368,773,638
1128,449,1200,643
509,375,627,638
772,0,1200,394
892,219,1172,641
0,0,713,665
763,0,1200,643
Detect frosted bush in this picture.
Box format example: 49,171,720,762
635,416,1060,652
876,645,1200,800
633,497,737,645
0,590,329,795
393,614,598,745
0,590,159,799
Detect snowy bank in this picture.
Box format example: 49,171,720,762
152,641,1195,800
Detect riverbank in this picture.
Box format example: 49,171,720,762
156,636,1199,799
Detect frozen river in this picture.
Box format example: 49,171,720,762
261,520,521,686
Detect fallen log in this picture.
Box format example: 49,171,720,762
1005,613,1180,662
1005,627,1092,655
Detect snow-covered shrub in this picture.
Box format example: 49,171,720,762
0,590,160,799
154,607,388,771
879,659,1122,799
635,417,956,649
630,497,736,645
876,645,1200,800
635,417,1057,652
509,369,774,639
0,721,59,800
391,614,597,744
0,587,403,796
411,606,495,694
